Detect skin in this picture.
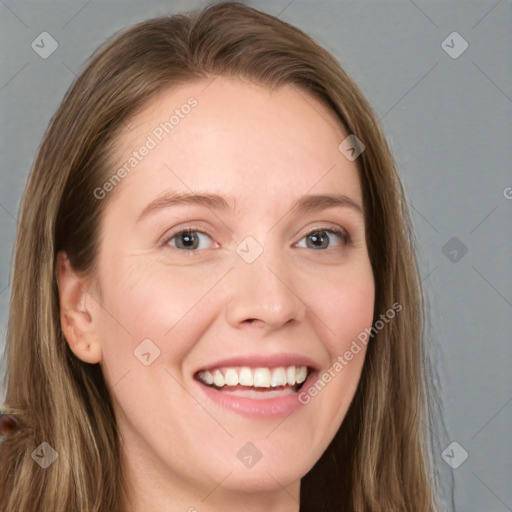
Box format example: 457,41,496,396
57,76,375,512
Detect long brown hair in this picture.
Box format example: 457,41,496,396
0,2,451,510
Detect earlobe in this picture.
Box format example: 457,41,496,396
56,251,103,364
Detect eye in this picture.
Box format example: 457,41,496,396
165,229,215,251
296,227,349,250
164,225,349,252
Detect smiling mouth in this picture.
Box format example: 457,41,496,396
195,365,310,398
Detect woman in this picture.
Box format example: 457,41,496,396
0,2,449,510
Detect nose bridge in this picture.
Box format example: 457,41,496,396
225,236,306,329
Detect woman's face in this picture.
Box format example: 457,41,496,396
76,77,374,506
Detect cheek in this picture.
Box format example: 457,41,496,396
95,257,224,375
321,265,375,391
333,276,375,344
300,258,375,347
297,261,374,442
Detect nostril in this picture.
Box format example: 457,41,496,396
244,318,267,327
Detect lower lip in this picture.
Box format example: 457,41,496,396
195,373,316,418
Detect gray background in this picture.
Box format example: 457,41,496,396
1,1,511,510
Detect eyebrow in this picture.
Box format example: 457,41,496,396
136,191,364,223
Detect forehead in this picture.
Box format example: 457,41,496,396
106,76,363,212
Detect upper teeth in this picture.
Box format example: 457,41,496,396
198,365,309,388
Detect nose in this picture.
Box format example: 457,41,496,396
224,245,307,331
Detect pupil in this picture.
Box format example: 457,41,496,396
309,231,327,249
181,232,197,249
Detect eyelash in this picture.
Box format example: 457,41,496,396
163,224,350,253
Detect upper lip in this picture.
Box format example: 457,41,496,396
194,353,321,374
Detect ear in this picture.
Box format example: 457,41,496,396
55,251,103,364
